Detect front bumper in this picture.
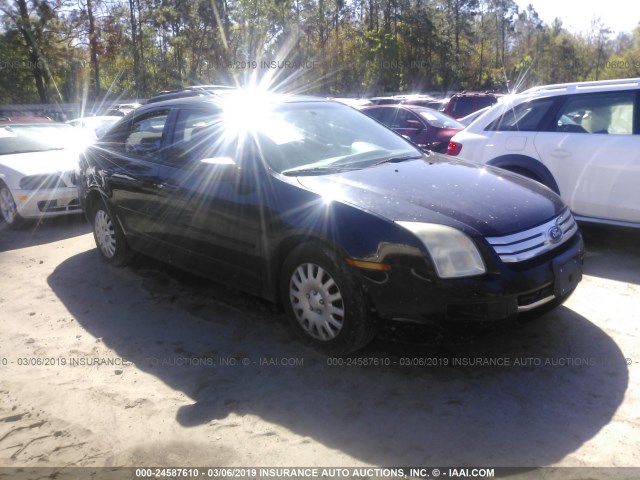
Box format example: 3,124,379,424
358,232,584,324
13,187,82,219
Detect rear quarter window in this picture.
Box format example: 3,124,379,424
554,92,635,135
451,97,475,116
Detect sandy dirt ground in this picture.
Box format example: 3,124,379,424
0,215,639,473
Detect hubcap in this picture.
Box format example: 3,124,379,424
289,263,345,341
94,209,116,258
0,188,17,224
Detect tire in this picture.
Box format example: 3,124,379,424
91,198,133,266
0,183,26,228
280,243,376,355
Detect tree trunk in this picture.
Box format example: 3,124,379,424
16,0,49,103
128,0,141,97
136,0,146,95
87,0,100,97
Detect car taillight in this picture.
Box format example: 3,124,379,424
447,141,462,156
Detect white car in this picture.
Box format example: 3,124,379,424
66,115,121,140
0,122,82,227
447,78,640,227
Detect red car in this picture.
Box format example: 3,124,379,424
361,105,464,153
440,92,501,119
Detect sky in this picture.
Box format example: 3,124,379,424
514,0,640,36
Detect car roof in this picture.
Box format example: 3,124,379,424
450,91,500,97
136,93,332,113
68,115,122,121
364,104,438,112
522,77,640,96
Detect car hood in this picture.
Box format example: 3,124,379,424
0,149,79,177
294,155,565,237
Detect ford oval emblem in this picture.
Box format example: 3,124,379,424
548,221,564,244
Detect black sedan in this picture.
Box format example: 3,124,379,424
78,94,584,354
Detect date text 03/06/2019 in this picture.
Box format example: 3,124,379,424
134,467,497,478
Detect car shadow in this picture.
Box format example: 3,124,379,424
0,214,89,252
580,224,640,285
48,250,628,467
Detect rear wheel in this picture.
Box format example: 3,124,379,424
0,183,26,228
91,198,133,266
280,243,376,355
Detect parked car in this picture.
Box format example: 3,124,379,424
0,122,82,226
329,98,373,108
362,104,464,153
457,106,493,127
401,96,449,110
441,92,501,119
447,78,640,227
147,86,237,104
67,116,121,140
104,103,142,117
368,96,405,105
78,93,584,354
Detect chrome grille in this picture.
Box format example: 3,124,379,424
486,209,578,263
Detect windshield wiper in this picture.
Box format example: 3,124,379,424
371,154,424,167
281,166,361,176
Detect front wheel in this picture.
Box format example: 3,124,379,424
280,243,376,355
0,183,25,227
91,199,133,266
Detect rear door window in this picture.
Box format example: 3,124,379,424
554,92,635,134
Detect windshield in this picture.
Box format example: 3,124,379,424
415,108,464,129
243,102,422,175
0,124,76,155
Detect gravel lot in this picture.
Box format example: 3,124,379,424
0,215,638,475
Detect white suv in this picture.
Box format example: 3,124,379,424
447,78,640,227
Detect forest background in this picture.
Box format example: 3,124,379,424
1,0,639,104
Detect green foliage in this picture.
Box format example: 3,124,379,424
0,0,638,103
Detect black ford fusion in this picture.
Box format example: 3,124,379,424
78,92,584,354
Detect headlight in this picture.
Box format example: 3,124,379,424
396,222,486,278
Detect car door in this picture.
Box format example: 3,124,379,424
154,108,266,292
366,107,428,149
97,109,171,244
533,90,640,223
393,110,430,149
